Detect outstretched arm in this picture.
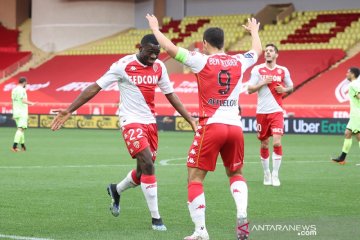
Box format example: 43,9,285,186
50,83,102,131
165,93,197,132
242,18,262,57
146,14,179,58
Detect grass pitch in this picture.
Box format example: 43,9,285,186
0,128,359,240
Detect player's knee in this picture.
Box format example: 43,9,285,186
137,156,154,175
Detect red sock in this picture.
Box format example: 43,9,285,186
188,182,204,203
131,169,141,185
273,145,282,155
230,175,246,186
260,148,269,159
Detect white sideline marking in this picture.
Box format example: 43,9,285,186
356,164,360,166
0,234,53,240
0,157,337,169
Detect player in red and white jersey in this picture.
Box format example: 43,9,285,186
247,43,294,187
50,34,196,231
147,14,262,240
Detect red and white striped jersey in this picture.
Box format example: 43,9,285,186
248,63,293,114
96,54,173,126
180,48,258,126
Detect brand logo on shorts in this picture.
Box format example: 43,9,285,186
272,128,283,134
133,141,140,149
233,162,242,167
187,157,195,164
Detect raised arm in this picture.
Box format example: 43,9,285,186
50,83,102,131
146,14,179,58
242,18,262,57
165,92,197,132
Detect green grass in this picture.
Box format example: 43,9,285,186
0,128,359,240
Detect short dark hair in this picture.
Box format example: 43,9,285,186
19,77,27,84
265,43,279,53
203,27,224,49
141,34,159,46
349,67,360,78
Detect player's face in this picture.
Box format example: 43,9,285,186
346,70,353,81
264,46,278,62
139,43,160,66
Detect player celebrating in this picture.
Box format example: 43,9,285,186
11,77,35,152
247,43,293,187
50,34,196,231
332,67,360,164
147,14,262,240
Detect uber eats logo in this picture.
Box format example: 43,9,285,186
320,120,347,133
287,119,347,134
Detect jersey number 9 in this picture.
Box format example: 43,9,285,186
218,70,231,95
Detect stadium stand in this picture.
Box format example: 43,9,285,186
234,9,360,51
0,23,31,78
62,14,251,55
0,7,358,118
0,49,345,116
283,52,360,118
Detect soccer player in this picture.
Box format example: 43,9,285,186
147,14,262,240
247,43,293,187
332,67,360,164
50,34,196,231
11,77,35,152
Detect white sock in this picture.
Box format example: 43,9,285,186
188,193,206,232
230,180,248,219
272,152,282,176
116,170,139,193
261,157,270,174
141,175,160,219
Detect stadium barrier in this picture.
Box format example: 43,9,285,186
0,114,348,135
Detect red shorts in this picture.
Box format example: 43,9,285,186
121,123,158,161
256,112,284,141
187,123,244,172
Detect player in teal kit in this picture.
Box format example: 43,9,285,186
332,67,360,164
11,77,35,152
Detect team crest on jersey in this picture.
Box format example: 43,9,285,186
277,69,282,74
153,64,158,72
133,141,140,149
